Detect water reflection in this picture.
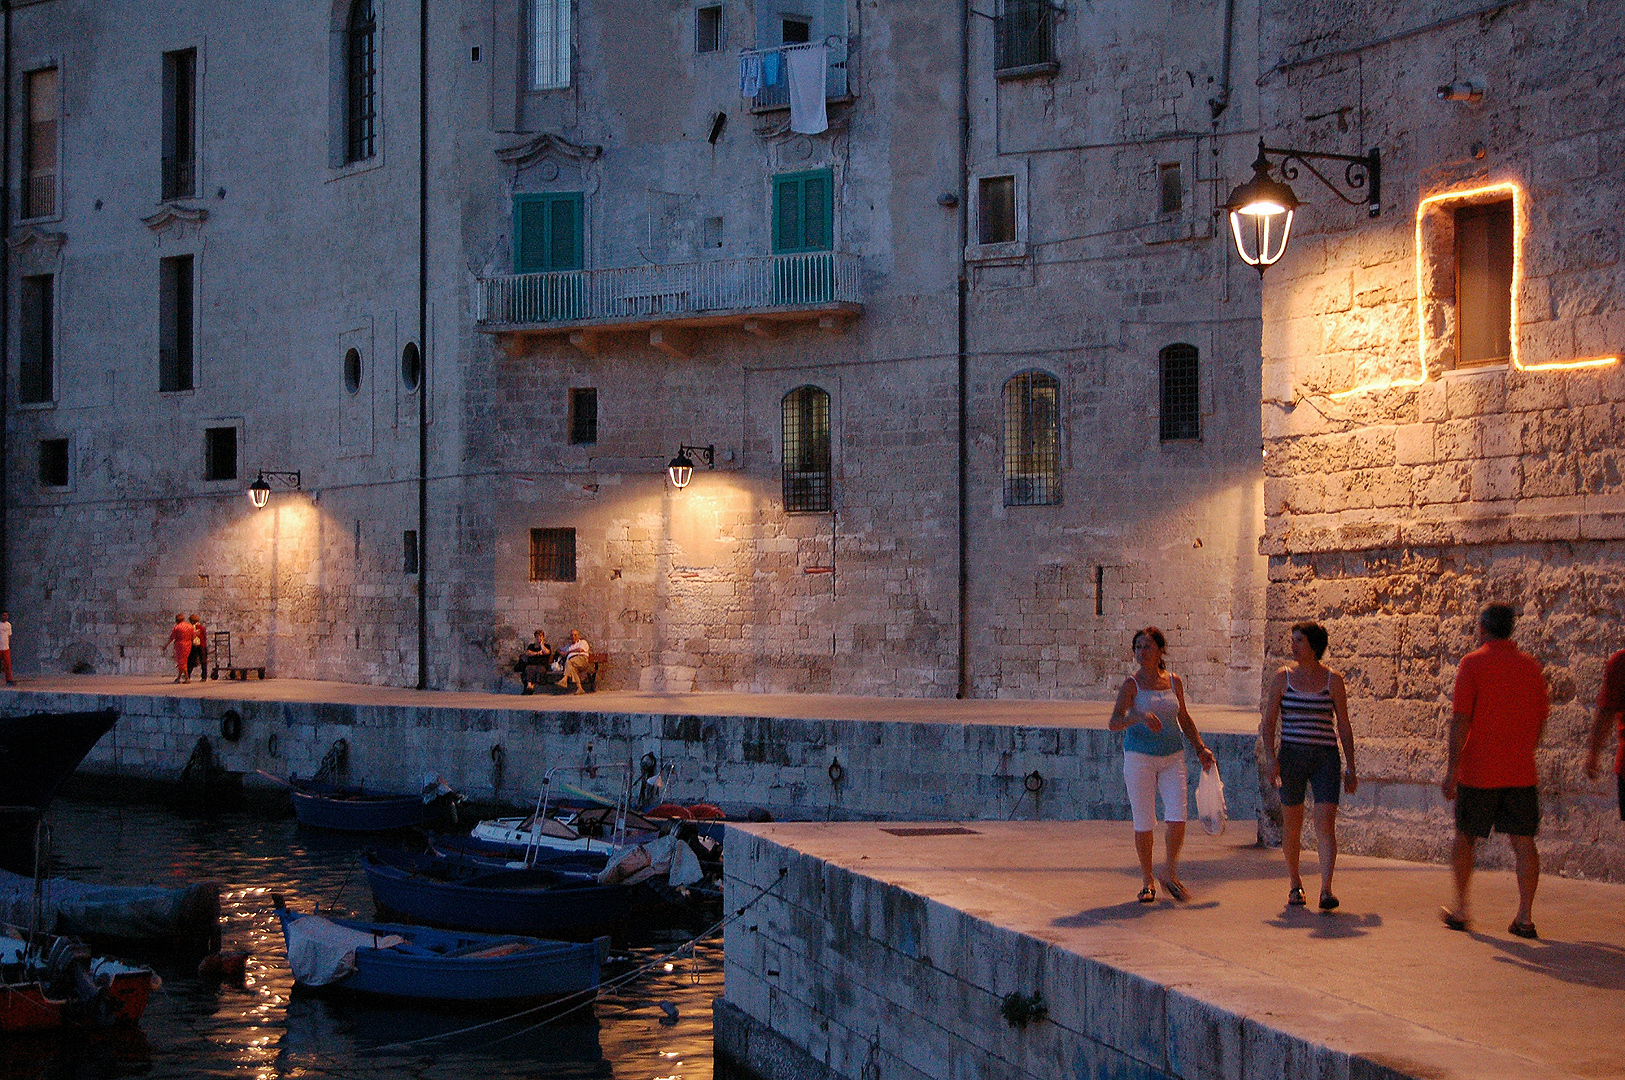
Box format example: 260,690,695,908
10,793,720,1080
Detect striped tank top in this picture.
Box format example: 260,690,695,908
1279,674,1338,747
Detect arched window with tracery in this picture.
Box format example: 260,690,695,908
345,0,377,163
1159,343,1200,441
1003,370,1060,506
782,385,831,512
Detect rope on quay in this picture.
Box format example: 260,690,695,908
364,868,789,1055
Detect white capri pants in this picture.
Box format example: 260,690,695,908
1123,749,1188,832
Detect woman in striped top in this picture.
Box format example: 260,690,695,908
1261,621,1358,910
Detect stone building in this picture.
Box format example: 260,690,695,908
1254,0,1625,878
3,0,1273,705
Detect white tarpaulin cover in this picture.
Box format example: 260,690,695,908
284,915,403,987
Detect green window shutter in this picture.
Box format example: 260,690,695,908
514,193,584,272
771,169,833,253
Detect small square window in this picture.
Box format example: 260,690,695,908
1159,163,1182,215
782,18,810,44
204,426,237,481
39,438,69,488
530,527,577,582
403,530,419,574
569,388,597,445
696,5,722,53
978,176,1016,245
703,216,724,249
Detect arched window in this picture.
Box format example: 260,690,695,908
1003,371,1060,506
345,0,377,163
1159,343,1200,441
782,385,831,512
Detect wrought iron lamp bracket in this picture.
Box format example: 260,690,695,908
1261,144,1381,217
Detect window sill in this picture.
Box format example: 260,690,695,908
995,61,1059,82
327,153,385,183
15,400,56,412
964,241,1027,263
17,212,63,227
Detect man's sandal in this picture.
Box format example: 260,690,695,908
1439,907,1469,932
1287,886,1306,907
1508,920,1538,939
1137,885,1156,904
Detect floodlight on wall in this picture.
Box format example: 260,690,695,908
248,470,301,508
666,444,715,489
1222,140,1381,273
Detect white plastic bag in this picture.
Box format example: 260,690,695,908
1195,762,1226,836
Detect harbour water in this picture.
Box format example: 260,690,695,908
8,788,721,1080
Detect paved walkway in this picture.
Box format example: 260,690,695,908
4,674,1264,733
737,819,1625,1079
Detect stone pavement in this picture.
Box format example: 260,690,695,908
4,674,1265,733
722,820,1625,1080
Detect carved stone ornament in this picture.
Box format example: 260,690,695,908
495,132,605,172
6,225,67,259
142,205,210,232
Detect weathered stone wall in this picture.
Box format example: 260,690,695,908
1257,0,1625,877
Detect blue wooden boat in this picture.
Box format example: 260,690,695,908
289,778,461,833
274,896,607,1004
360,848,631,938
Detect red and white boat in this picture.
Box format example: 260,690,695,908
0,930,158,1033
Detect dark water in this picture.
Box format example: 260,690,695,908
8,793,721,1080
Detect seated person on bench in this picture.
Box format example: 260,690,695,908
558,630,593,694
515,629,554,695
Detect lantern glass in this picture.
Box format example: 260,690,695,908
667,455,695,489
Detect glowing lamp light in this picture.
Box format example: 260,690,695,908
665,444,714,489
1223,150,1300,272
248,470,301,508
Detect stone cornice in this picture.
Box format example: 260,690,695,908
495,133,604,170
142,205,209,231
6,225,66,256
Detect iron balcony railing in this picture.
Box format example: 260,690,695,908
476,251,860,327
740,37,849,111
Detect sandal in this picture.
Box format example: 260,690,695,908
1159,878,1190,903
1137,885,1156,904
1318,892,1340,911
1439,907,1469,932
1287,886,1306,907
1508,920,1538,940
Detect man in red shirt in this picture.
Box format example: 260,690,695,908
1585,647,1625,821
1440,604,1548,939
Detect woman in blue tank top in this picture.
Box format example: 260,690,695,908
1261,621,1358,911
1108,626,1218,903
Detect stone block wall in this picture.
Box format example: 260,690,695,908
1256,0,1625,879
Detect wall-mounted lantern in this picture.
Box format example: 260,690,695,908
666,444,715,489
1222,139,1381,273
248,470,301,508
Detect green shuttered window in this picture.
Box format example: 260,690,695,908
772,169,834,254
514,193,584,272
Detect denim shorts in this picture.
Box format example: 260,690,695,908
1278,741,1341,807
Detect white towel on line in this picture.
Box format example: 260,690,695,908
785,45,828,135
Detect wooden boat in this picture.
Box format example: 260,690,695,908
0,930,156,1033
0,869,219,954
274,897,607,1004
289,777,462,833
360,848,631,938
0,710,119,873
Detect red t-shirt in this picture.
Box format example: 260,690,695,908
1451,639,1548,789
1600,649,1625,776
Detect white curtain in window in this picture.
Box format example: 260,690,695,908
533,0,571,89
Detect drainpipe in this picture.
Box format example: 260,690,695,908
1,3,12,617
955,0,971,698
1208,0,1236,121
416,0,429,688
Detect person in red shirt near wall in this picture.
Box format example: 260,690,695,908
1584,647,1625,822
1440,604,1548,940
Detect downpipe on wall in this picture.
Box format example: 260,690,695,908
416,0,430,689
955,0,971,699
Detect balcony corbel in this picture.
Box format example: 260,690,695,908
649,327,697,359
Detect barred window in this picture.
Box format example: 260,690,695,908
530,527,576,581
995,0,1055,71
782,385,831,513
1159,343,1200,441
1003,371,1060,506
345,0,377,163
532,0,572,90
23,68,57,219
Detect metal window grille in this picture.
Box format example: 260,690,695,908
978,176,1016,245
346,0,377,163
530,527,577,581
569,388,597,445
1003,371,1060,506
782,385,831,512
1159,344,1200,441
533,0,572,89
19,274,53,405
996,0,1055,71
162,50,197,199
160,255,195,393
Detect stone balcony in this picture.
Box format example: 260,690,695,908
473,251,863,358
